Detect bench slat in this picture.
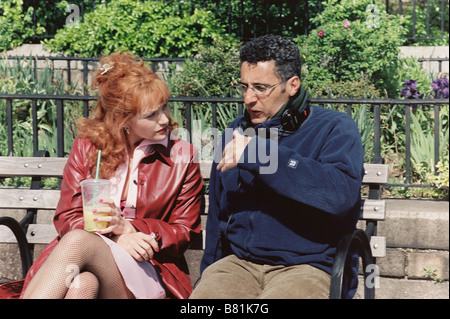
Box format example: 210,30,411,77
26,224,58,244
370,236,386,257
361,199,386,220
200,160,212,180
0,156,67,177
0,189,61,210
363,164,389,184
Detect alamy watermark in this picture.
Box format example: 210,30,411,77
65,264,80,289
365,264,380,289
65,4,80,27
365,4,380,29
170,121,279,174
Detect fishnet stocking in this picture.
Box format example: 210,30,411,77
22,229,135,299
65,272,99,299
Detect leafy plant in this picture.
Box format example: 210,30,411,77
424,267,445,283
0,0,42,51
44,0,234,58
296,0,407,95
381,57,434,98
400,0,450,46
428,152,449,200
0,56,83,157
386,77,449,198
167,38,241,158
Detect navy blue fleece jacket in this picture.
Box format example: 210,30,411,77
201,105,364,297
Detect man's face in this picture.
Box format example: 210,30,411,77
239,61,298,125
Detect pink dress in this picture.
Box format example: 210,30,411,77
97,138,169,299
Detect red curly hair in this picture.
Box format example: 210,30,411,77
77,52,172,179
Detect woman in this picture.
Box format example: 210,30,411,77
21,52,203,299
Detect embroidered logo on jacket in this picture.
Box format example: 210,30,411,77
287,159,298,169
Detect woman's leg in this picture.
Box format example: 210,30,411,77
22,229,134,299
64,271,99,299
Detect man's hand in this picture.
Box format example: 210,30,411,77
217,130,252,172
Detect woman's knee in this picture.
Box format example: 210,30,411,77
66,271,100,299
57,229,100,259
60,229,92,244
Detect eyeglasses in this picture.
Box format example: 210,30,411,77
234,81,284,96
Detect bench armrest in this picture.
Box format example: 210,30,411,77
0,217,33,278
329,228,375,299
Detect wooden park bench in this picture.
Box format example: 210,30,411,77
0,151,388,299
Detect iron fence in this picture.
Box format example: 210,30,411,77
386,0,449,42
1,93,448,190
2,56,186,93
4,55,449,97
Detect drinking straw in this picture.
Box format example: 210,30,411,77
93,150,102,202
95,150,102,179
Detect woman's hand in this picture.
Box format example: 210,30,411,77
112,232,160,261
93,198,135,236
92,198,160,261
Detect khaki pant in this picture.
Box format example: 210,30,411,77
190,254,330,299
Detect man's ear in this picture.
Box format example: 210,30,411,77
288,76,301,96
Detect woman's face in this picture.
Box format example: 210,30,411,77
127,102,170,146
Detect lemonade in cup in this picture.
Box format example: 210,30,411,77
80,179,111,232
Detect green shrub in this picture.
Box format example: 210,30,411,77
168,38,241,131
0,0,42,51
400,0,449,46
166,39,241,160
428,152,449,200
44,0,234,58
169,39,240,98
296,0,407,95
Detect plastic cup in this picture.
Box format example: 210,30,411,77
80,179,111,232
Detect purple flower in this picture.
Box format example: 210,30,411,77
431,77,449,98
318,30,325,37
400,79,424,99
400,79,424,112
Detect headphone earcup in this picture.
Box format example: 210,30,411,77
281,108,301,131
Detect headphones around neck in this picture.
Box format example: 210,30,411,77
281,105,310,131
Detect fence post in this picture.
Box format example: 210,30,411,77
371,104,383,164
185,102,192,142
433,104,440,173
6,99,13,156
212,101,217,130
56,100,65,157
404,105,411,185
32,100,38,154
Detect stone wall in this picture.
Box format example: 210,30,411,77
398,45,449,77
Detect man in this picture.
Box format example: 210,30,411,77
190,35,364,299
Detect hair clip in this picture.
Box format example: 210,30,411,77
100,63,113,75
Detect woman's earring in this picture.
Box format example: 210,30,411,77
124,125,130,134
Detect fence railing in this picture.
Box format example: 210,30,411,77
1,93,448,190
4,55,449,96
2,56,186,93
386,0,449,42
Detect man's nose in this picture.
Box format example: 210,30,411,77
243,89,258,105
